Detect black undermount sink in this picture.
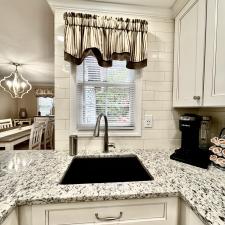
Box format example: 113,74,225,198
60,155,154,184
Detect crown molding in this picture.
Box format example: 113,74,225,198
172,0,190,17
47,0,173,19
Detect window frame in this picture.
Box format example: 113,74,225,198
70,64,142,137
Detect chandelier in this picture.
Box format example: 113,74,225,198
0,63,32,98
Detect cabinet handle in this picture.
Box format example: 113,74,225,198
193,96,201,100
95,212,123,221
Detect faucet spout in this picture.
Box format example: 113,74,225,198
93,113,114,153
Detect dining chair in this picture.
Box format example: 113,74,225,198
44,121,54,149
34,117,50,149
34,117,50,123
29,123,43,150
0,119,13,129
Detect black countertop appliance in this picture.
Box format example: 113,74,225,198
170,114,211,169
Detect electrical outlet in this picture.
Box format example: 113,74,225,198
144,115,153,128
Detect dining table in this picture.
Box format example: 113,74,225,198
0,125,32,150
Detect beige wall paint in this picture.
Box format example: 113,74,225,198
54,6,225,152
17,85,54,118
0,85,54,119
17,88,37,118
0,88,18,119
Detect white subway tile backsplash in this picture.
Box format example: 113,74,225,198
146,62,173,72
149,42,165,52
158,52,173,62
142,129,180,139
55,120,67,130
144,81,172,92
143,139,180,149
164,42,174,53
55,129,70,140
55,140,69,151
155,32,174,42
144,111,174,120
164,72,173,81
154,91,172,101
143,72,165,81
149,21,174,32
142,100,172,111
55,78,70,89
142,91,155,101
110,138,144,150
55,99,70,119
55,66,70,78
55,88,69,99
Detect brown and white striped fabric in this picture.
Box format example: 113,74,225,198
35,88,54,98
64,13,148,69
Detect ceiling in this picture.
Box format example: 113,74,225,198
87,0,177,8
0,0,54,85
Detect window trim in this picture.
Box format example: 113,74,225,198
70,64,142,137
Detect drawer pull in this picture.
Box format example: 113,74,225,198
95,212,123,221
193,96,201,100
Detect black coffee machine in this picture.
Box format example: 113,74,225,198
170,114,211,169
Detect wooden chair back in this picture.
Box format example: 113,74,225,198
0,119,13,129
34,117,50,124
44,121,54,149
29,123,43,150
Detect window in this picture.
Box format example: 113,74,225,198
37,97,54,116
76,56,136,130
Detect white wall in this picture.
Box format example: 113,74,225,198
54,5,225,152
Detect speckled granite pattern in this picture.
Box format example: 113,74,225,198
0,149,225,225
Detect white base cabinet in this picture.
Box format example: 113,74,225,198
179,200,205,225
2,198,206,225
31,198,179,225
2,209,18,225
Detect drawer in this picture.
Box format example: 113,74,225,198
32,198,178,225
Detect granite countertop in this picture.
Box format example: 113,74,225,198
0,149,225,225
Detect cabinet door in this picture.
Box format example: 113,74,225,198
32,198,178,225
173,0,206,107
204,0,225,106
179,200,205,225
2,209,18,225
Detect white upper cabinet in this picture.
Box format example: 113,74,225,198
173,0,225,107
173,0,206,107
204,0,225,106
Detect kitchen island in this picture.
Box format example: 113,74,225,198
0,149,224,225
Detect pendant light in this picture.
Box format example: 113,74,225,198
0,63,32,98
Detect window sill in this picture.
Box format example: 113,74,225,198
71,130,142,137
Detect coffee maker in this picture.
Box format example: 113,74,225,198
170,114,211,169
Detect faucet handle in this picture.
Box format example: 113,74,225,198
108,143,115,148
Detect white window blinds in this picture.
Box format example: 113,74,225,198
76,56,136,130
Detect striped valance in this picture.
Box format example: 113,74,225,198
35,88,54,98
64,12,148,69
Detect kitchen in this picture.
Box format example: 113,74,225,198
0,0,225,225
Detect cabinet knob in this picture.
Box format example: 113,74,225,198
193,96,201,100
